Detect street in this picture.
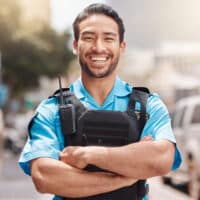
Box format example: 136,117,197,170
148,177,194,200
0,152,52,200
0,152,194,200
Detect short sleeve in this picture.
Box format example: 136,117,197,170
142,93,182,171
18,98,62,175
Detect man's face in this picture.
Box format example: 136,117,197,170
73,14,126,78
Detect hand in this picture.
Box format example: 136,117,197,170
59,146,90,169
141,135,153,142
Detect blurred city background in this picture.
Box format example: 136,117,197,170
0,0,200,199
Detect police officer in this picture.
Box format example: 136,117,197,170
19,3,181,200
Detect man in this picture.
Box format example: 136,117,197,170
19,3,181,200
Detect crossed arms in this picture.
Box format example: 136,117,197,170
30,136,175,198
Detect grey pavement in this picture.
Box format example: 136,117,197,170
148,177,194,200
0,151,193,200
0,152,52,200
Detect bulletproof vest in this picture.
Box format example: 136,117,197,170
50,87,150,200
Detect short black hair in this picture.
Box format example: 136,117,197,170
73,3,125,43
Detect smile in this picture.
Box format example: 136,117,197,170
90,55,109,63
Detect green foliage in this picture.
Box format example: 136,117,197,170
0,1,74,97
37,25,74,78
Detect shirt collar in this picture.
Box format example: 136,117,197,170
69,76,132,99
113,76,132,97
69,78,85,99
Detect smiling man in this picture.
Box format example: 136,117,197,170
75,14,124,78
19,3,181,200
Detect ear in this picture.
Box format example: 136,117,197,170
72,40,78,55
120,41,126,53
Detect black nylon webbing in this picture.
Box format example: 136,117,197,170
50,86,150,200
127,87,149,140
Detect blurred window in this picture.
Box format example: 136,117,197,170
0,109,4,135
178,106,186,127
174,106,187,128
191,104,200,124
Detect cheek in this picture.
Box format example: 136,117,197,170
111,49,120,58
79,41,90,49
77,45,88,56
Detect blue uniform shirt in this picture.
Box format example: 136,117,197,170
19,77,182,200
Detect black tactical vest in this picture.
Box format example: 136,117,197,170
50,87,150,200
47,87,149,200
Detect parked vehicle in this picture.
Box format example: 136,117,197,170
0,109,4,175
163,95,200,199
3,111,32,155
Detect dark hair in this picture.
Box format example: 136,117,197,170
73,3,125,43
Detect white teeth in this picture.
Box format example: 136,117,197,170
91,57,107,61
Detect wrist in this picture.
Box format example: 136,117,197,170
87,146,108,166
82,146,93,164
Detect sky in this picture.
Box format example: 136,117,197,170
50,0,106,32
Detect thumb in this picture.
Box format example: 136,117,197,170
141,136,153,142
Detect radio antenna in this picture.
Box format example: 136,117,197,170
58,76,64,105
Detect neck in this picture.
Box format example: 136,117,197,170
81,72,117,106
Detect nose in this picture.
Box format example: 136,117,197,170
92,38,106,52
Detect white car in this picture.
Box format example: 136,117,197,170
164,95,200,199
0,109,4,175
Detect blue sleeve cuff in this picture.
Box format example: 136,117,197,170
19,138,61,176
171,145,182,171
19,149,60,176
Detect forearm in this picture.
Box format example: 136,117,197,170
88,140,175,179
31,157,136,198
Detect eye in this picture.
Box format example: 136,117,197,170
83,36,94,41
105,37,114,42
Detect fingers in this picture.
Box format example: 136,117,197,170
141,135,153,142
59,146,88,169
59,151,70,163
62,146,78,153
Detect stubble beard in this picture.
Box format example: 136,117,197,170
79,56,119,78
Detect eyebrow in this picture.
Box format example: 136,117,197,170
81,31,117,37
81,31,95,36
103,32,117,37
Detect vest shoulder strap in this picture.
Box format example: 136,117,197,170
127,87,150,141
133,87,150,94
129,87,150,114
48,87,71,100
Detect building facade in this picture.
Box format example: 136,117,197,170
107,0,200,49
